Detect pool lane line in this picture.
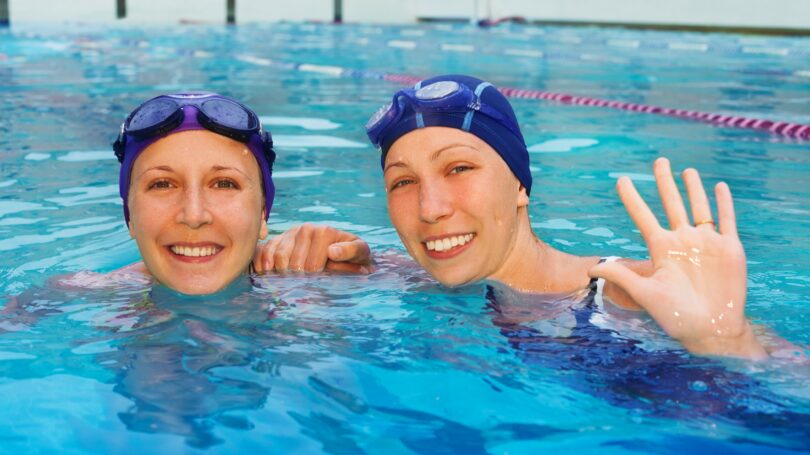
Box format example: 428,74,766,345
234,55,810,141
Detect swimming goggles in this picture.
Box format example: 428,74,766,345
365,80,523,149
113,92,269,162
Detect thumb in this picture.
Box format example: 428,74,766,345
328,239,371,264
589,262,650,306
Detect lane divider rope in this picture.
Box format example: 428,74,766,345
236,55,810,140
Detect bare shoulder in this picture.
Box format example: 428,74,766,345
602,258,654,311
52,262,152,289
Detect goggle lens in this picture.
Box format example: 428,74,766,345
200,98,253,129
128,98,178,131
366,101,393,131
414,81,461,101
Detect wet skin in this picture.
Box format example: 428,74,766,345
383,127,531,288
127,130,268,295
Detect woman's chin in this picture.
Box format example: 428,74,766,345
428,268,481,288
156,274,231,296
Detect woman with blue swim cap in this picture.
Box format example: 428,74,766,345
113,92,372,295
365,74,772,359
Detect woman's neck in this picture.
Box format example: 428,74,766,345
487,215,598,294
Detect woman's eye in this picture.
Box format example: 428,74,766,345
214,179,239,189
449,165,473,174
148,180,172,190
390,178,414,190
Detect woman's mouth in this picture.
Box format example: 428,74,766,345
424,233,475,259
168,244,223,262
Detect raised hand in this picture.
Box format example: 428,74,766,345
253,223,373,274
590,157,767,359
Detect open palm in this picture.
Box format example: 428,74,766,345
591,158,766,359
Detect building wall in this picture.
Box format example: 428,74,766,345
6,0,810,31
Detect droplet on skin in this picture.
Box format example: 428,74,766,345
727,301,734,308
711,318,716,325
674,311,680,317
668,250,687,260
691,247,700,253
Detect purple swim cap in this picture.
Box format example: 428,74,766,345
114,92,275,223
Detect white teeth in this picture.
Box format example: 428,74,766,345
424,234,474,252
171,245,220,257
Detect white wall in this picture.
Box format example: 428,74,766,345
7,0,810,30
10,0,115,22
237,0,331,23
125,0,224,23
490,0,810,30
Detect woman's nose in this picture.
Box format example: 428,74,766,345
418,180,454,224
176,186,213,228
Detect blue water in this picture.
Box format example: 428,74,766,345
1,22,809,454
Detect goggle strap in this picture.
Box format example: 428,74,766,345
463,82,493,132
462,111,475,131
416,112,425,128
474,82,493,96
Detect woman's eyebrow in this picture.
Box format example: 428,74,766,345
383,161,408,175
384,143,477,174
430,143,475,162
212,165,250,177
136,165,173,180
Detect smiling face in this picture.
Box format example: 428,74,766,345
127,130,268,295
384,127,530,287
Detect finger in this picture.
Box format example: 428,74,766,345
288,227,314,271
302,228,333,272
253,243,265,273
654,157,690,229
328,239,372,265
682,168,714,230
589,262,655,310
255,238,281,273
325,260,372,274
715,182,738,237
273,233,296,271
616,176,661,243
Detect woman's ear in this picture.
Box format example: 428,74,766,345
128,220,136,239
517,184,530,208
259,210,269,240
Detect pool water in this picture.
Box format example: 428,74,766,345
1,22,809,453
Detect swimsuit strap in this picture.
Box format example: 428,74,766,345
592,256,621,310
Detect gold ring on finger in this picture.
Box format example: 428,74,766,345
694,219,715,227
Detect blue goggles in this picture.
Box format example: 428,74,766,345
365,80,523,150
113,93,267,163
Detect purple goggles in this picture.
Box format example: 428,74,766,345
365,80,523,149
114,92,276,222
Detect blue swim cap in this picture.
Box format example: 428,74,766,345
368,74,532,195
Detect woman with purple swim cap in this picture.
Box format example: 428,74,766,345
112,92,372,295
363,74,780,359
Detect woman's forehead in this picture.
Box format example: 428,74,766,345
135,130,258,171
385,127,497,166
